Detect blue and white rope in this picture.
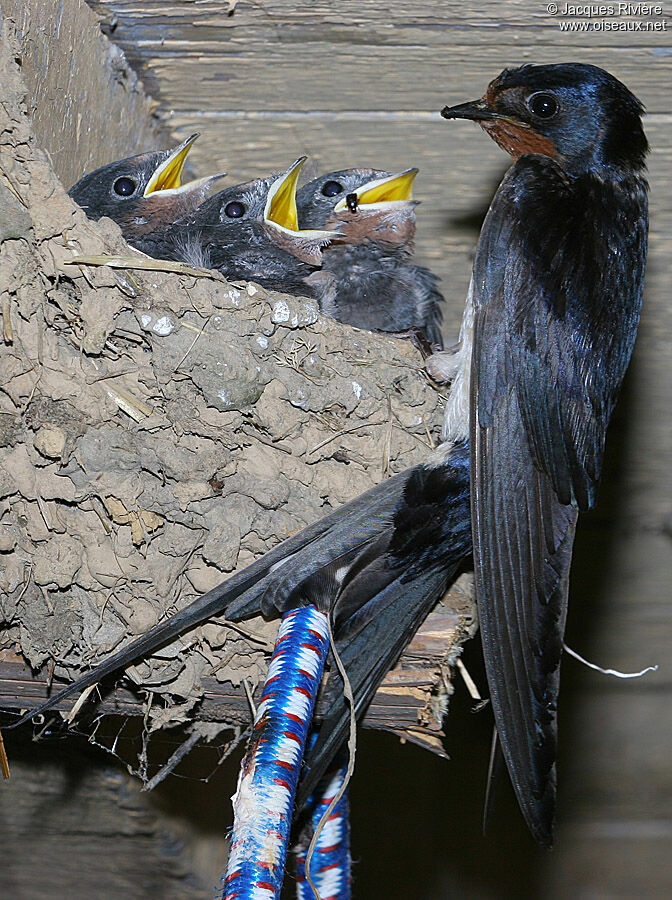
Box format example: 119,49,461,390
295,746,351,900
222,606,330,900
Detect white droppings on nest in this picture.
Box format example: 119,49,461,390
256,335,268,349
152,316,175,336
352,381,362,401
272,299,291,323
246,283,258,296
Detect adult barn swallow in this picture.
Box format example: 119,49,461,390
441,63,649,844
296,169,444,347
68,134,224,249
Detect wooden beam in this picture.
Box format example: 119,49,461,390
0,586,475,757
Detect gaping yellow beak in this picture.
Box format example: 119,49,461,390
144,133,200,196
264,158,340,244
264,157,306,231
333,168,418,213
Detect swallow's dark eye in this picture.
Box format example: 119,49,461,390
527,92,559,119
113,177,137,197
321,180,343,197
224,201,246,218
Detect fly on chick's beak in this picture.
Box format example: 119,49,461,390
324,167,419,250
332,168,418,214
144,133,226,197
264,157,342,265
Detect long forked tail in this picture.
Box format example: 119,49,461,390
6,470,414,730
296,565,459,810
6,568,265,729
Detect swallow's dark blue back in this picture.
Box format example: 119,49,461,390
470,153,648,845
474,156,648,509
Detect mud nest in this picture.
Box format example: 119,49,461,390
0,34,475,771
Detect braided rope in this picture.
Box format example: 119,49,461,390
295,747,351,900
222,606,330,900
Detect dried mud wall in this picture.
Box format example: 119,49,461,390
0,0,163,188
0,20,469,741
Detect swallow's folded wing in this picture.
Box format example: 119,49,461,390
470,155,646,845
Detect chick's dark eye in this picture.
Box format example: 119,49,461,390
224,201,246,218
113,177,137,197
321,180,343,198
527,92,559,119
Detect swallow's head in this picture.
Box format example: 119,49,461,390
192,173,278,227
442,63,647,175
189,157,340,266
296,168,419,249
68,134,225,237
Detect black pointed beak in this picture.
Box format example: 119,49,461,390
441,99,497,122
